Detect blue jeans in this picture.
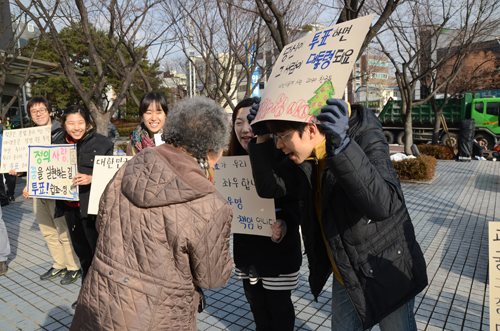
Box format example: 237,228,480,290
331,277,417,331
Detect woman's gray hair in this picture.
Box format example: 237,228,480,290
162,96,230,159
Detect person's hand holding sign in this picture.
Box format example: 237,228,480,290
271,219,287,243
317,99,351,156
73,173,92,186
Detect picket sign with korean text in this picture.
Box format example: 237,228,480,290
88,156,133,215
27,144,78,200
252,14,375,125
214,155,275,237
1,126,51,173
489,221,500,331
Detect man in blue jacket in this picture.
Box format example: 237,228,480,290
247,99,428,331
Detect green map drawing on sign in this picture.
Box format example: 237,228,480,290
308,80,335,116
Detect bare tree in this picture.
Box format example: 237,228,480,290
0,2,43,123
253,0,320,51
15,0,179,134
438,50,500,95
169,0,270,110
256,0,402,57
376,0,500,154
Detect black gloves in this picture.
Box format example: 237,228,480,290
247,103,270,136
317,99,351,156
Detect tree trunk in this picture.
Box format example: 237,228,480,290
403,101,413,155
91,105,112,137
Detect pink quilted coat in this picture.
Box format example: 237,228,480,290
70,144,233,331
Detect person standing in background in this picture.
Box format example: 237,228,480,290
0,205,10,276
126,92,168,156
5,117,12,130
472,136,487,160
0,132,10,275
227,98,302,331
107,122,119,145
21,97,81,284
55,105,113,309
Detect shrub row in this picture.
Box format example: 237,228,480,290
417,144,454,160
392,154,437,181
116,142,128,152
115,120,140,138
116,126,135,137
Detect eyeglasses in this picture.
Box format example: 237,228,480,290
30,108,48,115
274,130,295,141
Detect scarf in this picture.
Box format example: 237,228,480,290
172,144,215,183
131,123,162,153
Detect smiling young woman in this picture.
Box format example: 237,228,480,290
57,105,113,309
126,92,168,156
227,97,302,331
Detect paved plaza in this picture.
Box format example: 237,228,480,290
0,160,497,330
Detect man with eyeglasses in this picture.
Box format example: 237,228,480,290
20,96,82,285
246,98,427,331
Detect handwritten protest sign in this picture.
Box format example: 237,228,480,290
1,126,51,172
489,222,500,330
88,156,133,215
214,156,275,237
27,144,78,201
253,14,375,124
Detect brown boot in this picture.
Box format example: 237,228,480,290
0,261,8,276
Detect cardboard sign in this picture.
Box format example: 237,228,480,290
87,156,133,215
490,221,500,330
253,14,375,124
1,126,51,172
27,144,78,201
214,156,275,237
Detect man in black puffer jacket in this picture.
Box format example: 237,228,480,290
247,99,427,331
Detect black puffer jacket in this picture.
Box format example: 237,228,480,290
233,192,302,278
248,105,428,329
69,130,113,218
51,121,65,144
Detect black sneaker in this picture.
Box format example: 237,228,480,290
40,267,67,280
71,301,77,309
8,196,14,202
60,269,82,285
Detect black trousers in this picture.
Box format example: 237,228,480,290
4,174,16,197
64,208,98,281
0,175,7,202
243,279,295,331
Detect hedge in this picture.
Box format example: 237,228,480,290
417,144,454,160
392,154,437,181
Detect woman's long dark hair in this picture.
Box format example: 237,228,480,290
227,97,258,156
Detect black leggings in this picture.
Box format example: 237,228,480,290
64,208,98,281
243,279,295,331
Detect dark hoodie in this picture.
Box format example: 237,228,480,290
51,120,65,144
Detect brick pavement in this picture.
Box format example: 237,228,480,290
0,160,497,330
